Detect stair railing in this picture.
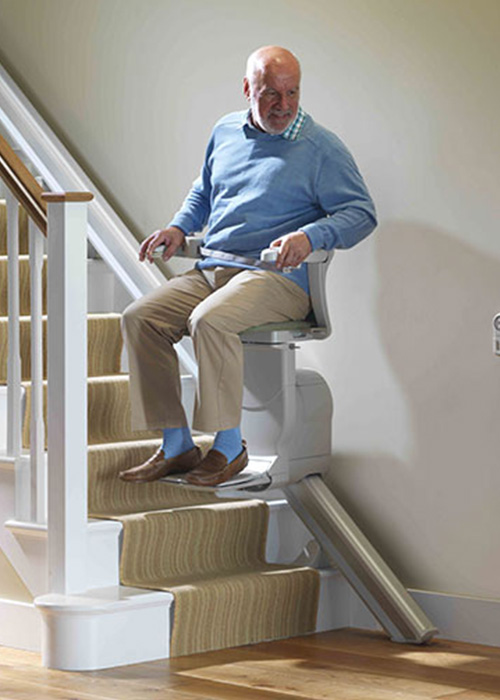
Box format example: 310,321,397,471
1,133,91,593
1,131,47,523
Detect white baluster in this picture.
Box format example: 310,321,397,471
44,192,92,595
29,216,46,523
6,190,22,458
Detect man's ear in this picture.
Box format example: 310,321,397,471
243,77,251,101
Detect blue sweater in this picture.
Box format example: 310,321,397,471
170,111,377,292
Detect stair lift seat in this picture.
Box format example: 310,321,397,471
161,237,335,492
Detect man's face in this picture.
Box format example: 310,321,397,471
244,63,300,135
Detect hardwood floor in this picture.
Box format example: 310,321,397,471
2,629,500,699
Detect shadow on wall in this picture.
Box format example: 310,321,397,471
376,221,500,391
325,221,500,591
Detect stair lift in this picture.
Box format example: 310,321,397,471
162,237,438,645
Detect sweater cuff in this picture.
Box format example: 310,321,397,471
168,213,192,236
299,224,327,252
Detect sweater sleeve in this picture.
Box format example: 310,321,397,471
168,138,213,235
300,134,377,251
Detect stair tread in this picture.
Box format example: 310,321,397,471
0,312,122,321
0,254,46,260
113,494,319,656
88,436,219,516
22,374,158,448
126,562,318,589
1,314,123,384
0,201,29,256
20,374,131,386
0,254,47,316
36,585,173,611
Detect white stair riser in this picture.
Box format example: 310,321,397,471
3,518,123,597
1,459,122,596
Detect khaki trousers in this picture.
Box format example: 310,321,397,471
121,267,310,433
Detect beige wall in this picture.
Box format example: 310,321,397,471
0,548,32,601
1,0,499,599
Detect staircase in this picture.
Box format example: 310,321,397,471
0,195,324,668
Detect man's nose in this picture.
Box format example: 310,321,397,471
276,93,289,112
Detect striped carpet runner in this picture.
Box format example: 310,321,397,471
0,198,319,656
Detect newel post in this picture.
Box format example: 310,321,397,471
42,192,93,595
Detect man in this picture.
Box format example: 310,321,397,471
119,46,376,487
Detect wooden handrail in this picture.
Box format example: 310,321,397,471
0,131,47,235
42,192,93,203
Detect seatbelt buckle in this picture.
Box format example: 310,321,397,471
261,248,300,274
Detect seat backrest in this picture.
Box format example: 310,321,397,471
305,249,334,339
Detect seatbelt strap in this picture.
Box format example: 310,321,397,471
199,246,278,271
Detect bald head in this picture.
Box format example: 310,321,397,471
246,46,301,84
244,46,301,135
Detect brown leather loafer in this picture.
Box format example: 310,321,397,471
119,445,201,483
186,442,249,487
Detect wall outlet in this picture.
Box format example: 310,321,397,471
493,314,500,355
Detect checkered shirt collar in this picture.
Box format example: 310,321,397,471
244,106,307,140
281,106,306,141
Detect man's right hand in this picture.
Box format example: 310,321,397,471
139,226,185,263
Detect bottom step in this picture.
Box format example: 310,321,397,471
35,586,173,671
31,568,345,671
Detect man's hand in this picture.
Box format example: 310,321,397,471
270,231,312,270
139,226,185,263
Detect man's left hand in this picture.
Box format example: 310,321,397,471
270,231,312,270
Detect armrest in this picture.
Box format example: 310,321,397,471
261,247,331,266
178,236,203,258
153,235,203,260
304,249,330,264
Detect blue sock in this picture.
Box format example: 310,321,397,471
212,427,243,463
161,427,195,458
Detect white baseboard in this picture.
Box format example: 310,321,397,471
0,598,41,651
411,589,500,647
341,584,500,648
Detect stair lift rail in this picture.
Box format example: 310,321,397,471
284,476,437,644
165,236,438,645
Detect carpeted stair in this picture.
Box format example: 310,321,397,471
0,198,320,657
